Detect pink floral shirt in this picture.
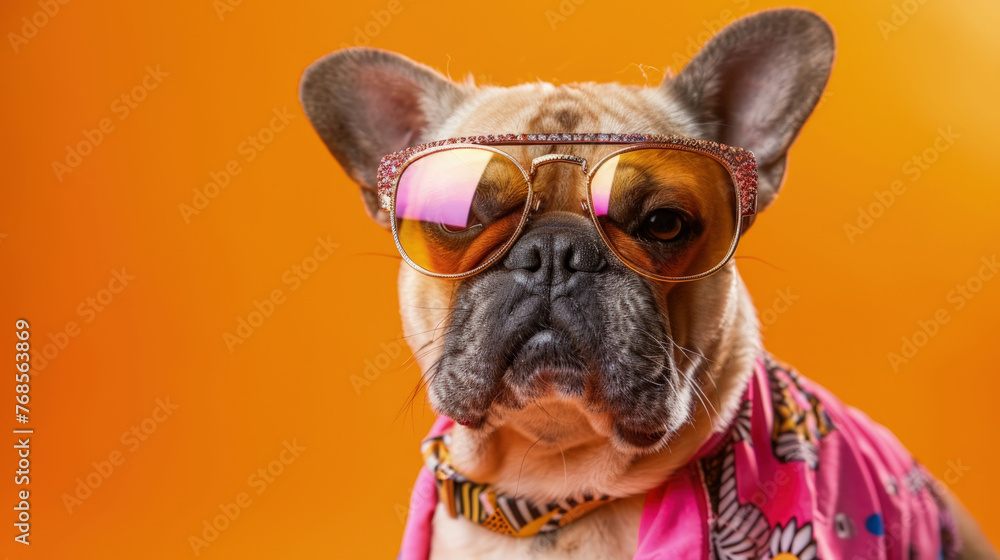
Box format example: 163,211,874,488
399,356,959,559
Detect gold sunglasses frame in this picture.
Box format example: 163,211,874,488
377,133,758,282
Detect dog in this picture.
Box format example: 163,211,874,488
300,8,996,559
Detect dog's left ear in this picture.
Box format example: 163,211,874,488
666,8,835,213
299,48,470,228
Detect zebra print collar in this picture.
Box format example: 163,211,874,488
421,434,614,537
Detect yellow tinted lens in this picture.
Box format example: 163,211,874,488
394,148,529,275
590,148,738,279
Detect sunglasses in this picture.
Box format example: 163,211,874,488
375,133,758,281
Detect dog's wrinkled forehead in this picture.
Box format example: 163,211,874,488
429,84,703,212
436,83,699,139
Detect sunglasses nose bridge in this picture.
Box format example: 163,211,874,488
528,153,589,179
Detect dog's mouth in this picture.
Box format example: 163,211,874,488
507,331,672,447
506,329,589,397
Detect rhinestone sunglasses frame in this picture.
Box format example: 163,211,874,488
375,133,759,281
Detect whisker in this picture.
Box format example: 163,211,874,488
633,326,723,430
350,252,404,260
678,365,716,431
733,255,785,272
394,349,445,426
532,401,587,425
556,441,568,496
668,338,723,405
513,437,543,500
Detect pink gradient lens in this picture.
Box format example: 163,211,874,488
589,148,739,279
394,147,530,275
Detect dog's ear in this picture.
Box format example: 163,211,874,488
299,48,470,227
666,8,835,212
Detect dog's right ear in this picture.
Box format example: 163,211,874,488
299,48,470,227
665,9,835,214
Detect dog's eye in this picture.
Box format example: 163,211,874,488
440,220,483,234
436,204,483,234
439,189,523,235
640,209,684,242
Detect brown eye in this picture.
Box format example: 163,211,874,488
440,209,483,234
641,209,684,241
440,221,483,234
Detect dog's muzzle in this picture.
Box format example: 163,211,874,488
427,212,686,447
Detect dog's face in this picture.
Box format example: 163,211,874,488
394,119,736,450
302,10,833,459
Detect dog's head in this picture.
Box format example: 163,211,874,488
302,10,833,456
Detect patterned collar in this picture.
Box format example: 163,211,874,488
421,434,614,537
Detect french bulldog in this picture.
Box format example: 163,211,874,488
300,8,996,559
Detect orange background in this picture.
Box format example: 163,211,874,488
2,0,999,557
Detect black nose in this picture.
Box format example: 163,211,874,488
503,212,606,283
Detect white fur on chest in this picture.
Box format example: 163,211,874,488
428,495,645,560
